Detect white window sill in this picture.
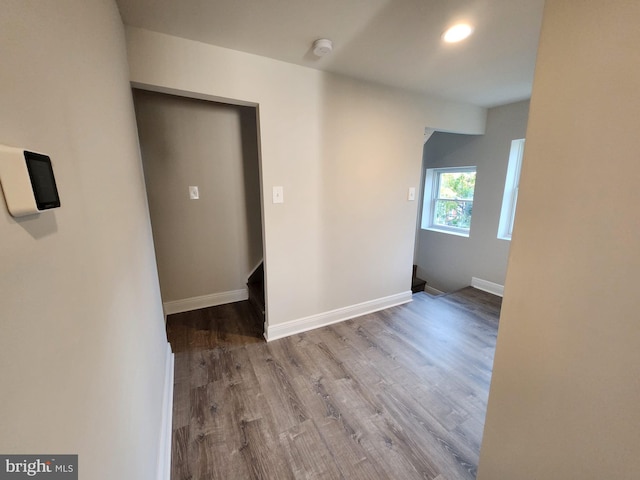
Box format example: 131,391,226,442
497,234,512,241
423,226,470,238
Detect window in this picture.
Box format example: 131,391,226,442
422,166,477,236
497,139,525,240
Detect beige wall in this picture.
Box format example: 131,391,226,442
132,90,262,303
416,100,530,292
0,1,168,478
478,1,640,478
125,27,487,330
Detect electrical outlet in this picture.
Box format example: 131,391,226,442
189,186,199,200
273,186,284,204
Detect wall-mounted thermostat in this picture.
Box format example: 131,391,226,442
0,145,61,217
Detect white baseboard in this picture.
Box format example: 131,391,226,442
424,285,445,296
265,291,413,341
471,277,504,297
163,288,248,315
156,342,174,480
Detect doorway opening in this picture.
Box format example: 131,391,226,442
132,88,266,337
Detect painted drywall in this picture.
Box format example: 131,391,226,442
0,2,168,479
132,90,262,304
415,100,529,292
478,1,640,478
124,27,487,329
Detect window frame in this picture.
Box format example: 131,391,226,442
497,139,525,240
421,166,477,237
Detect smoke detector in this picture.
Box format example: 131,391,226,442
312,38,333,57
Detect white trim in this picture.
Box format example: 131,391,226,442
423,128,436,144
248,259,263,278
471,277,504,297
423,226,470,238
424,285,445,296
265,291,413,341
421,166,477,235
156,343,174,480
497,139,525,240
163,289,248,315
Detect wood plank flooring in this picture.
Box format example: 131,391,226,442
166,288,501,480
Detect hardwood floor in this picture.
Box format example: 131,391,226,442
167,288,501,479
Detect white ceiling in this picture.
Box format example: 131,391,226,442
115,0,545,108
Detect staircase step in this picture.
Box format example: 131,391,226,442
248,282,265,315
411,264,427,294
247,261,265,321
412,278,427,294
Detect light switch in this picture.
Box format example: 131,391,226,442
189,186,199,200
273,186,284,204
408,187,416,201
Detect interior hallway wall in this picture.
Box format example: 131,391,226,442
133,90,262,305
0,2,168,479
415,100,530,292
125,27,488,332
478,1,640,478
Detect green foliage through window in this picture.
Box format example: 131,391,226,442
437,171,475,200
432,170,476,230
421,167,477,234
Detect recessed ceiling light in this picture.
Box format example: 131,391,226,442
442,24,474,43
